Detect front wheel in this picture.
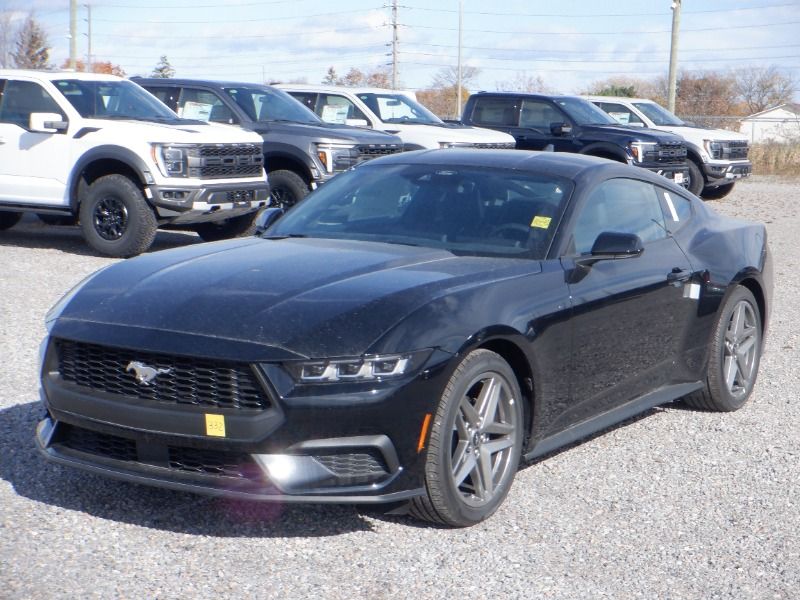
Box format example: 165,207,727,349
268,170,309,210
194,211,258,242
686,160,705,196
410,349,524,527
683,286,763,412
701,182,735,200
79,174,157,258
0,211,22,231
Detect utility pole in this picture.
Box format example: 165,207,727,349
667,0,681,113
456,0,462,118
69,0,77,69
391,0,398,89
85,4,92,72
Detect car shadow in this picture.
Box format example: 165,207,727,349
0,401,376,536
0,214,201,256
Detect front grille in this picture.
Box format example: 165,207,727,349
725,140,749,159
61,425,138,462
314,451,390,485
472,142,516,149
56,340,270,411
169,446,259,479
356,144,402,161
653,141,687,164
188,144,264,179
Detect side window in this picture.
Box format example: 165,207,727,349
519,99,564,130
146,86,180,111
596,102,644,126
570,178,667,255
289,92,317,112
318,94,368,124
177,88,236,123
657,187,693,233
469,97,519,127
0,80,64,128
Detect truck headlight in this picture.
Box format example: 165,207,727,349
152,144,191,178
314,143,358,173
628,141,657,163
703,139,723,159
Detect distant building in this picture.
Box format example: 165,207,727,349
739,103,800,144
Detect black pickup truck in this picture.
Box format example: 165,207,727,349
135,78,403,207
461,92,689,187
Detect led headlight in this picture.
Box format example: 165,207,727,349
703,139,723,159
151,144,190,178
628,141,657,163
315,143,358,173
284,350,432,383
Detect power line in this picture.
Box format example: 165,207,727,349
397,50,800,64
90,25,386,39
92,7,382,24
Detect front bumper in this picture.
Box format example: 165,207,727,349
639,163,690,187
702,160,752,185
36,339,453,503
147,181,270,224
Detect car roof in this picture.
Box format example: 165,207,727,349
0,69,123,82
472,91,585,102
582,95,653,103
132,77,276,91
275,84,416,96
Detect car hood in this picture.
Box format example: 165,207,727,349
654,124,749,143
250,120,402,145
53,238,533,360
581,123,685,144
81,118,264,144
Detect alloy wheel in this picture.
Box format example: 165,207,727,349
93,195,128,240
723,299,759,399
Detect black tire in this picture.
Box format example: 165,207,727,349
194,211,259,242
0,211,22,231
79,174,157,258
269,169,309,209
410,349,524,527
684,286,763,412
701,182,735,200
686,159,705,196
37,213,77,226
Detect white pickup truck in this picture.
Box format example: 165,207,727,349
0,70,269,257
277,84,517,151
585,95,752,199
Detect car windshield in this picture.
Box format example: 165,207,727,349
633,101,685,126
268,163,573,259
555,97,617,126
357,93,442,125
224,86,321,124
54,79,180,121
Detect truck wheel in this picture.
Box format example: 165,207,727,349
269,170,309,209
686,160,704,196
0,211,22,230
194,211,258,242
701,183,735,200
79,174,157,258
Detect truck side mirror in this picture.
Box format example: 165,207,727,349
29,113,68,133
550,122,572,136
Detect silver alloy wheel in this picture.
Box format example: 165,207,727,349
449,371,518,507
723,299,759,399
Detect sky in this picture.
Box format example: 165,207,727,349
7,0,800,98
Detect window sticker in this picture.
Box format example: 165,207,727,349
531,215,552,229
664,191,679,221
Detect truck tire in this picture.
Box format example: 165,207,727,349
701,183,735,200
686,159,705,196
269,170,309,209
194,211,259,242
0,211,22,230
79,174,157,258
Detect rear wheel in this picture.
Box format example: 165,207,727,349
0,211,22,230
410,349,523,527
684,286,762,412
79,174,157,257
701,182,735,200
194,211,258,242
269,170,309,210
686,159,705,196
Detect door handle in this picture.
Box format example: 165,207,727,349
667,268,691,283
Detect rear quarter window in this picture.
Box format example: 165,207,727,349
470,97,519,127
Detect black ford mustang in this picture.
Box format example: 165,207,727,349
36,150,772,526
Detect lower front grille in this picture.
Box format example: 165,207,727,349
169,446,259,479
314,451,390,485
61,425,137,462
224,189,256,203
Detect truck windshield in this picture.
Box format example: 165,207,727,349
224,86,321,125
357,93,442,125
554,97,617,126
54,79,180,121
633,102,685,126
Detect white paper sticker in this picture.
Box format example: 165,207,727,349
664,191,679,222
683,283,701,300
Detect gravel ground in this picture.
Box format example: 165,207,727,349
1,177,798,599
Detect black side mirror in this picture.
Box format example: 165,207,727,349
550,122,573,136
589,231,644,258
254,207,285,235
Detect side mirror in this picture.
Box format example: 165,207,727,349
254,207,285,235
550,122,572,136
627,122,645,128
29,113,68,133
588,231,644,259
345,118,369,127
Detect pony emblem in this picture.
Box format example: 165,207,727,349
126,361,171,386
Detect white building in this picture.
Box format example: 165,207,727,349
739,103,800,144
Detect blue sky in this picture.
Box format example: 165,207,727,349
10,0,800,96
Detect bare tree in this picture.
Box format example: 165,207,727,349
431,65,480,90
60,58,126,77
325,67,391,88
12,13,50,69
322,66,338,85
734,66,795,114
496,72,553,94
0,10,14,68
674,70,740,124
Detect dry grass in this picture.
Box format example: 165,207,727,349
749,142,800,176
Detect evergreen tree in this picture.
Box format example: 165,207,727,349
12,14,50,69
151,55,175,78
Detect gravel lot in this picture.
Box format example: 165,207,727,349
1,177,798,599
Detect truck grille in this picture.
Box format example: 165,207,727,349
356,144,402,162
55,339,271,411
711,140,749,160
188,144,264,179
472,142,516,149
654,141,687,165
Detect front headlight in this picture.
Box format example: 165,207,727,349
315,143,358,173
151,144,191,178
628,141,657,163
703,139,723,159
283,349,432,383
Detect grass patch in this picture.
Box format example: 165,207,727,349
749,142,800,176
